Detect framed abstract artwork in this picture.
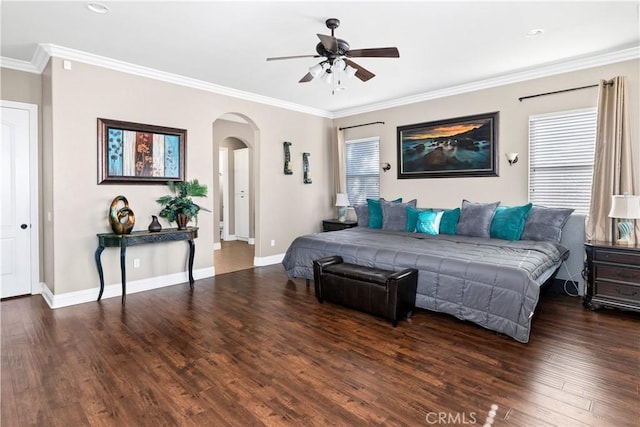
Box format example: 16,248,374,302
397,112,499,179
97,118,186,184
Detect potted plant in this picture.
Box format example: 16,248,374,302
156,179,210,230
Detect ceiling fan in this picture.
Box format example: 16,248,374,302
266,18,399,87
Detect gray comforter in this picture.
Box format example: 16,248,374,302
282,227,569,343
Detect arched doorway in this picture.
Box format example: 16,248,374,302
212,113,259,274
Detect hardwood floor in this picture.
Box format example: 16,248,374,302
214,240,254,275
2,265,639,426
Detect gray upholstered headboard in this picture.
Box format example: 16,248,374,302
557,214,586,295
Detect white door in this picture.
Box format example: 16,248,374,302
234,148,249,240
219,147,230,241
1,104,34,298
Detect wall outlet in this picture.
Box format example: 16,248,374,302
270,239,275,247
133,258,140,268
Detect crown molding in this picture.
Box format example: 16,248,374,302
37,44,333,118
332,45,640,118
2,43,638,119
0,56,40,74
31,44,51,73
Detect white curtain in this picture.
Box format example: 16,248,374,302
586,76,639,243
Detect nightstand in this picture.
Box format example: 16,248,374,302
583,241,640,312
322,219,358,232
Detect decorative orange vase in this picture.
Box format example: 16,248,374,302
109,195,135,235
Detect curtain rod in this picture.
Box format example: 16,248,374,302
338,121,385,131
518,81,612,102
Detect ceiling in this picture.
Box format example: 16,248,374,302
2,1,639,116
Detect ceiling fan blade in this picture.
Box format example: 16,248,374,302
346,47,400,58
266,54,320,61
317,33,338,52
299,72,314,83
345,59,375,82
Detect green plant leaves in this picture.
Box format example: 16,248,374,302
156,179,209,224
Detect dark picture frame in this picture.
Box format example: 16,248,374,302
397,112,499,179
97,118,186,184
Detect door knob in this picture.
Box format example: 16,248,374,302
20,224,28,229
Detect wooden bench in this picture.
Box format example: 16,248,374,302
312,256,418,327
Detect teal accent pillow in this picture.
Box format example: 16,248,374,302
417,211,444,235
406,207,432,232
490,203,533,240
367,197,402,229
439,208,460,235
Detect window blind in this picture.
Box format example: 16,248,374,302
345,137,380,205
529,108,596,215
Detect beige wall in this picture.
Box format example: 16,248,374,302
35,58,334,295
0,67,41,105
335,59,640,211
41,62,54,289
3,56,638,297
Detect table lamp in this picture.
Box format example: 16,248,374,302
608,194,640,244
335,193,350,222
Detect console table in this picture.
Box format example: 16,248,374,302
95,227,198,304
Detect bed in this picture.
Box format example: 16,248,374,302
282,209,584,343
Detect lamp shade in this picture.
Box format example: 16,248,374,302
332,58,345,72
335,193,350,207
344,64,357,79
309,63,323,78
608,195,640,219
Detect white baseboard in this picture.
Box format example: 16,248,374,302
254,253,285,266
40,267,215,309
213,242,222,250
224,235,237,241
231,236,254,244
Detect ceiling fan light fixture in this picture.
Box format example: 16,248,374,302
332,58,346,73
344,64,357,79
309,63,324,78
322,70,334,85
266,17,398,94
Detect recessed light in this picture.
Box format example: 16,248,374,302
87,2,110,14
526,29,544,38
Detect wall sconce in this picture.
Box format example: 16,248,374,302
505,152,519,166
381,162,391,172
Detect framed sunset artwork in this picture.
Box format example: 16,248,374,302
397,112,499,179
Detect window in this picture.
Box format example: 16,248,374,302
529,108,596,215
345,137,380,205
